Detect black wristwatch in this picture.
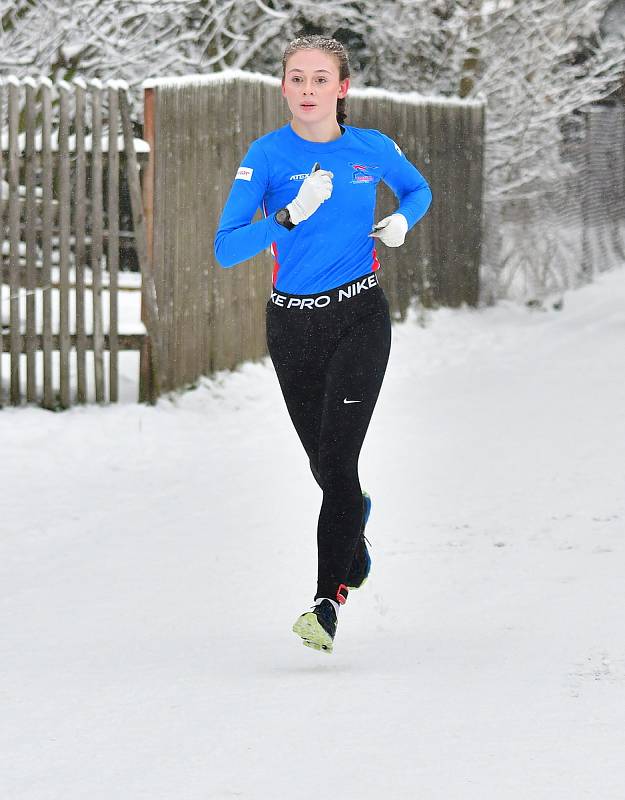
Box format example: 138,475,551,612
275,207,296,230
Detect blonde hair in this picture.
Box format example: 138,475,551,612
282,35,350,124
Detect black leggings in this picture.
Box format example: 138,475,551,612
265,272,392,602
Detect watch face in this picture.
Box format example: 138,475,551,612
276,209,288,223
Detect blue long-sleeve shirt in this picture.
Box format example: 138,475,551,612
214,121,432,294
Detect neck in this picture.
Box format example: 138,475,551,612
290,117,343,143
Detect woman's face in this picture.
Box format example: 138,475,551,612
282,48,349,126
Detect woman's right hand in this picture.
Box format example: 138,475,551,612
286,164,334,225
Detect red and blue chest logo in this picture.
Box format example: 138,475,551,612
349,162,380,184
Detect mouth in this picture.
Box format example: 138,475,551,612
300,103,317,109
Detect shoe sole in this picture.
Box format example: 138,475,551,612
292,612,334,654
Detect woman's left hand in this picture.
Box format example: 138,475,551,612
368,213,408,247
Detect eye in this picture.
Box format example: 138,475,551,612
290,76,328,83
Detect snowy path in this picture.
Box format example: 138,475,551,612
1,269,624,799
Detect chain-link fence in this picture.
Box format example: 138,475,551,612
481,100,625,305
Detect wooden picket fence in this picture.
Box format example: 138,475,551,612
0,77,160,409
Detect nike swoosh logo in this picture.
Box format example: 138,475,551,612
343,398,362,404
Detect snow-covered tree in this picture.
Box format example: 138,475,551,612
2,0,624,302
467,0,625,301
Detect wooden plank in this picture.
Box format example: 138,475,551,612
232,79,246,370
261,78,281,345
248,78,264,363
466,103,484,306
90,79,106,402
176,86,196,386
214,80,237,372
426,102,441,307
174,83,189,383
73,78,88,403
207,80,223,376
192,81,207,383
161,83,178,391
140,85,156,401
205,82,221,376
452,104,466,306
256,80,280,361
58,81,71,408
151,84,168,395
444,104,459,306
150,83,169,396
180,84,192,387
190,82,208,385
8,78,21,404
107,82,120,402
385,96,401,317
120,86,162,399
372,94,396,315
412,100,431,305
195,84,211,377
433,103,450,305
1,333,145,352
210,81,224,373
24,78,38,402
404,100,421,311
40,78,55,409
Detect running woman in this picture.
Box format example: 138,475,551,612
214,35,432,654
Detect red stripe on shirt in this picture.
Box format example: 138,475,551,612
371,246,380,272
271,242,281,285
262,199,280,285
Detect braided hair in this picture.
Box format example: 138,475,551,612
281,35,350,125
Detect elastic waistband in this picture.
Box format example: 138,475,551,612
269,272,380,310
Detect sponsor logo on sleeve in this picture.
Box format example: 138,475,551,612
236,166,253,181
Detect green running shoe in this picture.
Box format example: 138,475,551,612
292,599,338,654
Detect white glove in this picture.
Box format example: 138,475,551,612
368,213,408,247
287,166,334,225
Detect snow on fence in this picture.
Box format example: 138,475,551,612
143,71,485,393
0,76,160,409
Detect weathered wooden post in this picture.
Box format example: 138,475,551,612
120,85,162,402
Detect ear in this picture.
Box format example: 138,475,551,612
338,77,350,99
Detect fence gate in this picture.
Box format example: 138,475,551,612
0,76,159,409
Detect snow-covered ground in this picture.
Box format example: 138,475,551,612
1,267,624,799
